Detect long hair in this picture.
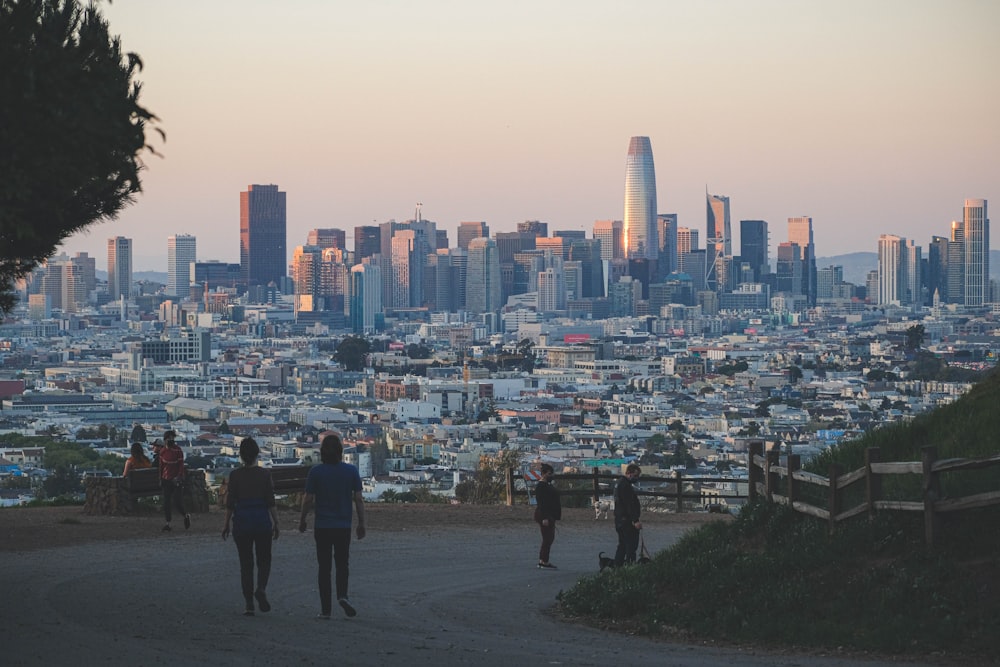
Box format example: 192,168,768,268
130,442,150,464
320,434,343,464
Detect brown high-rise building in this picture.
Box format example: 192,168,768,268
240,184,286,288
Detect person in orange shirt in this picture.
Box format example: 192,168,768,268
122,441,152,477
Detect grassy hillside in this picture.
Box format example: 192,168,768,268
558,367,1000,660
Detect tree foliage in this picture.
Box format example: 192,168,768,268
334,336,371,372
0,0,162,313
454,448,522,505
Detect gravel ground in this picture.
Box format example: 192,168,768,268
0,504,952,667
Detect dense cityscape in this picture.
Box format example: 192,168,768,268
0,136,995,506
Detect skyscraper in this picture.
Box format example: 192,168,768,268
657,214,678,277
705,192,731,291
706,192,731,255
787,217,816,306
240,184,287,288
107,236,132,300
307,228,346,250
350,261,383,334
776,242,803,297
927,235,948,304
593,220,624,261
354,225,381,261
457,221,489,250
167,234,196,298
623,136,658,260
877,234,905,306
963,198,989,306
740,220,769,281
465,237,501,315
517,220,548,238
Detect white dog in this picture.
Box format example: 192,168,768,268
592,498,612,520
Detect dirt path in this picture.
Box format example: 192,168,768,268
0,505,942,666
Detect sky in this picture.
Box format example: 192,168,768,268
59,0,999,272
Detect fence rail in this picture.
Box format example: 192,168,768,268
505,467,747,513
746,440,1000,546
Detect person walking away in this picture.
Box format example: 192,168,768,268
533,463,561,569
613,463,642,566
122,441,152,478
222,438,279,616
299,434,366,619
159,429,190,531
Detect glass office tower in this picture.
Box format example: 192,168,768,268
623,136,658,260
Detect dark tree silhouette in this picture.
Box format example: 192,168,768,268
0,0,162,314
334,336,371,371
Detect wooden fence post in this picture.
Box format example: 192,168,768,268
765,449,780,503
748,440,763,503
828,462,842,535
505,467,514,506
675,468,684,513
866,447,881,519
592,467,600,502
787,454,800,506
922,446,940,548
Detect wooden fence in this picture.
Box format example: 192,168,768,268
505,467,747,513
747,440,1000,546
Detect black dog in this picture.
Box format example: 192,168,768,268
598,552,615,571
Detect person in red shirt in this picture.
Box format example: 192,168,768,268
159,429,190,532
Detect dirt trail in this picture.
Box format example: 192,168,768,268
0,505,940,666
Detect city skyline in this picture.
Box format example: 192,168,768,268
55,1,998,270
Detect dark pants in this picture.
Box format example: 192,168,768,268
162,479,186,523
314,527,352,615
234,531,272,606
614,523,640,567
534,510,555,563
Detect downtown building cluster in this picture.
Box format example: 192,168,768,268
14,138,994,335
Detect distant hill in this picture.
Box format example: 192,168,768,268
815,252,876,285
818,249,1000,286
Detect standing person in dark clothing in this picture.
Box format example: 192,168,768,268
159,429,190,532
222,438,279,616
299,434,366,619
533,463,561,570
613,463,643,566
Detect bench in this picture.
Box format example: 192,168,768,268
217,465,310,509
268,465,309,494
85,466,206,515
124,467,165,498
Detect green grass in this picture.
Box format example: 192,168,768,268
559,366,1000,659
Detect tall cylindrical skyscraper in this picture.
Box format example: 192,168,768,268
623,136,658,260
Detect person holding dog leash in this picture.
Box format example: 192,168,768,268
613,463,642,567
534,463,561,570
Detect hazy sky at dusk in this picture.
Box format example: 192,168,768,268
59,0,999,271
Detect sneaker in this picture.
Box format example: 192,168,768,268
161,524,171,532
254,590,271,613
537,562,557,570
338,597,357,618
316,613,331,620
184,514,191,530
